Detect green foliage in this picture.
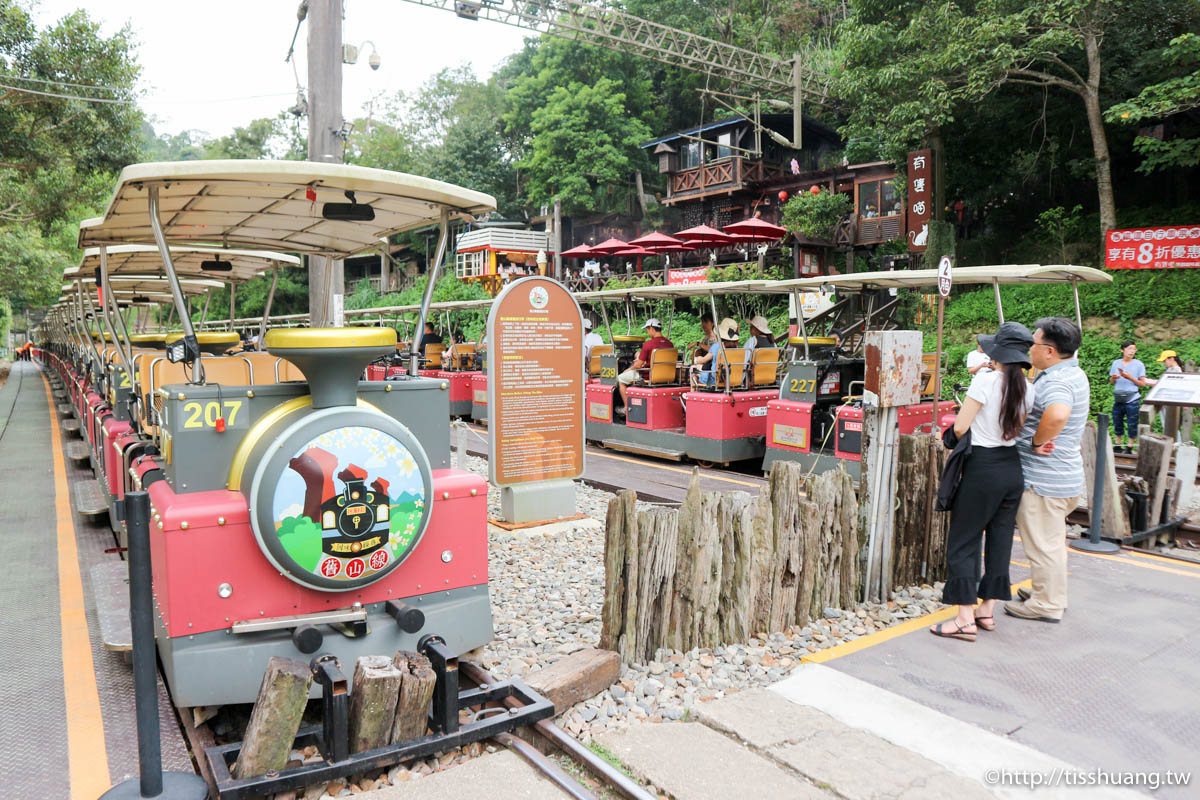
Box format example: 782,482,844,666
1035,205,1086,264
1106,34,1200,174
344,274,492,342
585,743,634,779
0,296,10,351
780,191,851,242
0,3,142,309
518,78,653,215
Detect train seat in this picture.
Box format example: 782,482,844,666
424,343,446,369
447,342,477,370
588,344,613,377
717,348,749,391
648,347,680,385
750,348,781,388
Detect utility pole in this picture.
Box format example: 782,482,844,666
552,198,562,281
307,0,345,328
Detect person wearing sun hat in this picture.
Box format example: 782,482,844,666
931,321,1036,642
745,315,774,350
691,317,739,388
617,318,673,413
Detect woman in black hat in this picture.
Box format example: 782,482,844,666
931,321,1035,642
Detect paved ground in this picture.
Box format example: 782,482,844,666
365,750,563,800
2,361,190,799
816,536,1200,799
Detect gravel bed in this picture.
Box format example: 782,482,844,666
457,453,947,744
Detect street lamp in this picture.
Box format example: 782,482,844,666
342,40,381,70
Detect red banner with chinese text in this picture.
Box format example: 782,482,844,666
1105,226,1200,269
667,267,710,286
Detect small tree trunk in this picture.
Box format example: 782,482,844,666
1083,31,1117,241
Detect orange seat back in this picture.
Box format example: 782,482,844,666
751,348,780,387
588,344,613,377
447,342,477,370
425,343,446,369
717,348,748,390
649,348,679,385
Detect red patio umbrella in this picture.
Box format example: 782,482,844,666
613,246,655,256
674,224,733,245
629,232,684,250
723,217,786,242
589,237,631,255
560,244,594,258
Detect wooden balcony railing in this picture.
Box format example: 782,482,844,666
669,157,787,198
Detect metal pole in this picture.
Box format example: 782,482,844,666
259,268,280,346
307,0,345,328
993,279,1004,324
1071,279,1082,330
791,52,803,149
147,185,201,376
794,288,809,360
199,292,211,327
553,198,563,281
1071,413,1120,553
100,492,208,799
411,208,450,375
228,282,236,332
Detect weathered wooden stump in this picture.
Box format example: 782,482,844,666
233,657,312,779
348,656,403,755
601,463,859,664
390,651,436,744
1136,433,1174,526
889,433,949,587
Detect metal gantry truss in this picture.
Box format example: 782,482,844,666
399,0,833,147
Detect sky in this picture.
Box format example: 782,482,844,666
31,0,532,139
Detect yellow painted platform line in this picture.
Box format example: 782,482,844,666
42,376,111,797
1073,548,1200,580
802,578,1034,665
1124,549,1200,570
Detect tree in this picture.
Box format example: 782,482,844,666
204,113,304,160
1105,33,1200,174
0,2,142,308
518,78,653,215
837,0,1200,241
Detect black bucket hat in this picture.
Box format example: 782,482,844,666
977,321,1034,369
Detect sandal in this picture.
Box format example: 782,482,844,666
930,620,976,642
974,615,996,632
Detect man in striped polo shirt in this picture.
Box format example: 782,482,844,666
1006,317,1090,623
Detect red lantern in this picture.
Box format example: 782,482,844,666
809,185,821,195
778,191,789,202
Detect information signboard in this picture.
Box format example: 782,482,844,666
487,276,586,487
1104,226,1200,270
1145,372,1200,408
905,149,933,252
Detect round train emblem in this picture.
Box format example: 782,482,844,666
528,285,549,309
270,425,428,588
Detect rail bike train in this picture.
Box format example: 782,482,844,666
39,160,499,708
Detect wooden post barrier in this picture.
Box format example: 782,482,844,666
390,651,437,743
347,656,403,755
233,657,313,779
891,434,950,587
600,463,858,664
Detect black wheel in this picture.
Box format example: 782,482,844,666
695,459,715,469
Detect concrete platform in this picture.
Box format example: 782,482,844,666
361,750,563,799
804,536,1200,799
0,362,191,798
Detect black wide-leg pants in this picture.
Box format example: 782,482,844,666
942,445,1024,605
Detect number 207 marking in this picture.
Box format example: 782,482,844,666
789,378,816,394
183,400,243,429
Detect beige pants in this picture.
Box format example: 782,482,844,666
1015,489,1080,618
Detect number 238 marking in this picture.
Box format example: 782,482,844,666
789,378,816,394
183,400,244,429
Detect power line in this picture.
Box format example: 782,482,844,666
3,73,125,92
0,81,134,104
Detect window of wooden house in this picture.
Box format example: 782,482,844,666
857,179,900,219
681,142,701,169
716,132,732,160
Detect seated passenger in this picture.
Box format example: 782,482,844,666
583,319,604,359
691,318,739,388
689,314,717,357
745,315,774,350
617,318,673,414
419,322,443,355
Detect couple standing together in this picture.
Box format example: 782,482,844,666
932,317,1088,641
